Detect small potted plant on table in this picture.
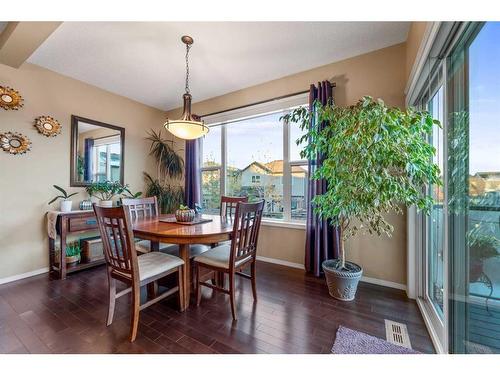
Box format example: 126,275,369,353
176,204,195,222
49,185,78,212
285,96,441,301
85,181,125,207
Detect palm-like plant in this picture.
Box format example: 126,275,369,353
144,172,184,213
144,129,185,213
146,130,184,183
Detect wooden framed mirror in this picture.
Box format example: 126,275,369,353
70,115,125,187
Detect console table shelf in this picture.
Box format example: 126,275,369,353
48,210,103,280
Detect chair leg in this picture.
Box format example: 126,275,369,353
178,265,185,312
217,271,225,288
196,263,202,307
107,277,116,326
229,271,237,320
129,285,140,342
251,262,257,301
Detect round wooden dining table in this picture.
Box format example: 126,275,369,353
132,214,233,308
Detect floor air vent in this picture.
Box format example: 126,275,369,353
384,319,412,349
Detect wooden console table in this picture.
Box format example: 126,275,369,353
48,210,105,280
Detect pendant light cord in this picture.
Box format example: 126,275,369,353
185,43,191,94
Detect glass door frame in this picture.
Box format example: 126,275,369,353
415,61,449,354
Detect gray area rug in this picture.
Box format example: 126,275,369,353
331,325,420,354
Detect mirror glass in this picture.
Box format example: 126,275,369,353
71,116,124,186
9,139,21,148
1,94,13,103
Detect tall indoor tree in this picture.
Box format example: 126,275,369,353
284,96,441,300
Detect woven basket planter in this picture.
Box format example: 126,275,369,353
322,259,363,301
175,208,195,222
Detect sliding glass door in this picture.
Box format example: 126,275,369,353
415,21,500,353
418,78,447,351
427,85,446,319
448,22,500,354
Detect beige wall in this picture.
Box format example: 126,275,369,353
0,63,171,279
1,40,410,285
168,43,408,284
405,22,429,82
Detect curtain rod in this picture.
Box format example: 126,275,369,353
200,81,336,118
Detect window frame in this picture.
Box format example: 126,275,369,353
200,93,309,225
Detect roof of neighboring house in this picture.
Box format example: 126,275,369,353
264,160,307,175
240,160,306,176
469,173,500,196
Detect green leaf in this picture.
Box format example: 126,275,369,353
48,195,65,205
53,185,68,198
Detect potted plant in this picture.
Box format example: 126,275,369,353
49,185,78,212
284,96,441,301
122,187,143,199
65,241,81,265
85,181,125,207
175,204,195,222
144,129,185,213
468,227,499,282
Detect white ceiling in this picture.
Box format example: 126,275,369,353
28,22,410,111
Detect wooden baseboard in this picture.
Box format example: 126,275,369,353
360,276,407,291
255,255,406,292
256,256,305,270
0,267,49,285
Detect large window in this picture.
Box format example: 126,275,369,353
200,98,308,221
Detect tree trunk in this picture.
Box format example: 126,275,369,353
338,223,346,270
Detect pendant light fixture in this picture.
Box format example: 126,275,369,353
164,35,209,140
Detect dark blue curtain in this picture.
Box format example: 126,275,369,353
84,138,94,181
305,81,341,276
184,139,201,208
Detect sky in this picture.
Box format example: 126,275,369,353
469,22,500,175
202,111,306,169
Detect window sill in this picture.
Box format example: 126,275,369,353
261,219,306,230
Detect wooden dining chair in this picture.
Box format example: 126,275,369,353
121,196,177,254
194,200,265,320
220,195,248,218
93,204,185,342
121,196,159,220
212,196,250,286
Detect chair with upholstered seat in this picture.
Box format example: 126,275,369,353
194,200,264,320
93,204,185,342
121,196,178,254
212,195,249,286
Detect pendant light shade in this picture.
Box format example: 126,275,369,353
164,36,209,140
165,93,208,140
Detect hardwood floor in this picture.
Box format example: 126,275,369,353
0,261,434,354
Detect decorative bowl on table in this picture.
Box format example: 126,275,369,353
175,205,195,222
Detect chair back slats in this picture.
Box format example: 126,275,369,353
121,196,158,220
229,200,265,266
220,195,248,218
93,204,138,277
